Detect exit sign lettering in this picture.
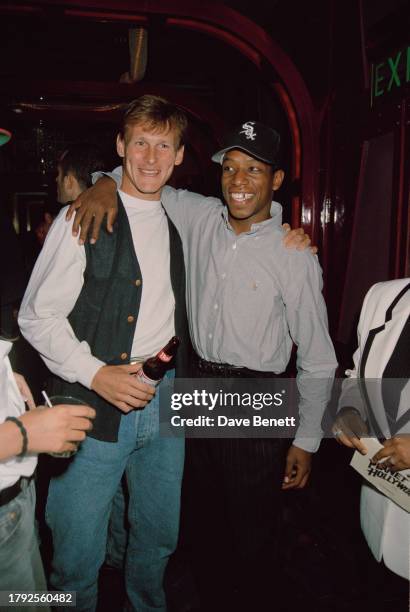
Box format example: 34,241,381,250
371,45,410,107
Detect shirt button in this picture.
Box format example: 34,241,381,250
120,352,128,360
208,333,212,339
221,273,226,279
214,303,218,310
135,279,142,287
232,243,237,250
127,315,134,323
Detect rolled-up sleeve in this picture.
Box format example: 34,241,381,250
18,208,105,389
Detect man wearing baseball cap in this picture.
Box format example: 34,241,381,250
66,110,337,610
212,119,281,164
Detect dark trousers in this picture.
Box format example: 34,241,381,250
180,359,289,611
182,437,288,611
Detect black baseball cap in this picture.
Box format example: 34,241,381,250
212,121,280,166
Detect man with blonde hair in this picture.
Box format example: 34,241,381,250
19,96,191,612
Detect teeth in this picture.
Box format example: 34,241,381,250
140,169,159,175
230,193,253,201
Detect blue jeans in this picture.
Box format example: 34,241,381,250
0,479,49,612
46,372,184,612
106,476,128,570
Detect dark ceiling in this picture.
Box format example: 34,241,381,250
0,0,407,192
0,1,294,192
1,1,332,103
2,0,407,115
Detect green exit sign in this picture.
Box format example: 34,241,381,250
371,45,410,107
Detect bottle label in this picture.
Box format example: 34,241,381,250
136,369,160,387
157,350,173,363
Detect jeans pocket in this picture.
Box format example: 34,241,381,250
0,496,23,547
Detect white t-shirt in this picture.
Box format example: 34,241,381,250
119,190,175,360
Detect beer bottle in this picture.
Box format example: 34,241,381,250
137,336,180,386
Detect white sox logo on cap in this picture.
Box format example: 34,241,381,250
239,121,257,141
211,120,280,165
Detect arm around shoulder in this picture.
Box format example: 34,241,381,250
68,173,119,244
161,186,223,234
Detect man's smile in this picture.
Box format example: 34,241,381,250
139,168,160,176
229,192,254,202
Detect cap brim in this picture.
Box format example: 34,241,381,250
211,145,275,166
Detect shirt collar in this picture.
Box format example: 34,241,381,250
221,200,283,233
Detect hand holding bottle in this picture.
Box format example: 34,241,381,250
91,363,155,413
136,337,180,387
